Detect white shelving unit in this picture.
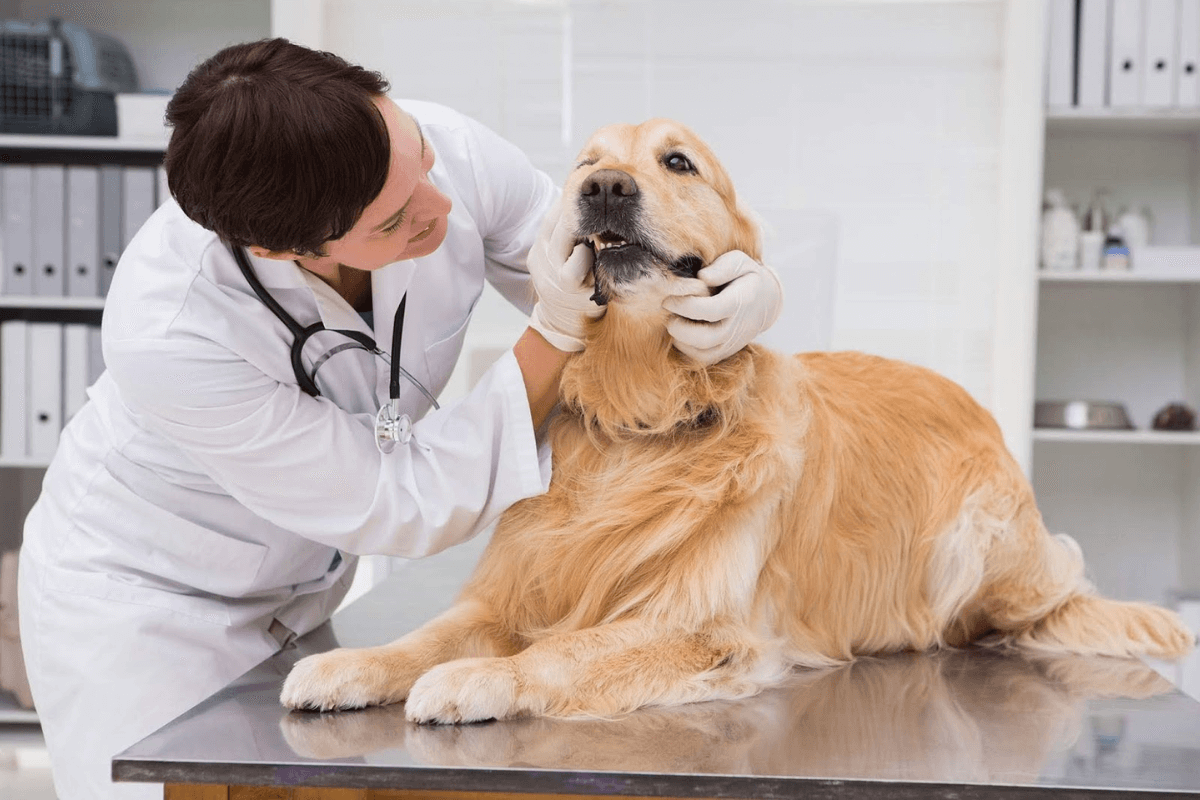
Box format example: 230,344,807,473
1033,108,1200,606
1039,271,1200,284
1033,429,1200,445
0,0,272,741
0,297,106,310
0,134,170,151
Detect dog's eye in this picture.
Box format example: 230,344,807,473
663,153,696,174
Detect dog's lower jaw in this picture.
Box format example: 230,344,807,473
563,304,757,440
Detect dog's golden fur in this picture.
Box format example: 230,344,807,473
281,119,1195,723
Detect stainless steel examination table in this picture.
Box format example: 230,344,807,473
113,537,1200,800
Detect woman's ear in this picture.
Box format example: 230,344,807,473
247,245,302,261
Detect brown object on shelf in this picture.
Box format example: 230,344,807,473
1151,402,1197,431
0,549,33,709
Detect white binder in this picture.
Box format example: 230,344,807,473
32,164,65,296
87,325,104,386
1,166,33,296
156,165,169,208
1077,0,1111,107
99,165,122,297
122,166,156,250
1142,0,1178,107
63,323,89,423
1179,0,1200,107
1110,0,1144,106
0,320,27,460
66,165,101,298
27,322,63,462
1046,0,1076,108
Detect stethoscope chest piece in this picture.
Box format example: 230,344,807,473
375,398,413,454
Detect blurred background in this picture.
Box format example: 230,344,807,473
3,0,1200,794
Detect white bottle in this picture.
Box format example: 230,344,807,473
1078,191,1109,272
1040,189,1079,271
1116,206,1152,250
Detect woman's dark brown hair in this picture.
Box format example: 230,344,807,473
164,38,391,257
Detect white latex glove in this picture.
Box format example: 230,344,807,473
662,250,784,366
527,201,605,352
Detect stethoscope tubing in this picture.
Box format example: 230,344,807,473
230,243,439,411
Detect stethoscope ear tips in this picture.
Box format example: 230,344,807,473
375,399,412,454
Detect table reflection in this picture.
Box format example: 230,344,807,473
280,647,1174,784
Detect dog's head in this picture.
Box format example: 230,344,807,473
560,118,761,308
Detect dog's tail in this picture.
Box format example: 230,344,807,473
1007,593,1195,660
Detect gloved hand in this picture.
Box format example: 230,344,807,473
527,201,605,352
662,250,784,366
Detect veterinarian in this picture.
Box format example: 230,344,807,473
17,38,783,800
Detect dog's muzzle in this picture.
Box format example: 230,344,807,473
576,169,703,305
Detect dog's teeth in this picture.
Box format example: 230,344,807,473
593,239,629,251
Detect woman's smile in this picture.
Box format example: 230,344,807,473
408,219,437,244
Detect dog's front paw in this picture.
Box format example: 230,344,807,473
281,648,412,712
405,657,523,724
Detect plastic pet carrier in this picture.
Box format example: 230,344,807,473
0,18,138,136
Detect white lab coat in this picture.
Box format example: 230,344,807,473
18,99,557,800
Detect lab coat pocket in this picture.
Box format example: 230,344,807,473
46,468,270,625
423,292,481,400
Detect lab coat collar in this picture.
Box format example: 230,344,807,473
241,247,308,291
240,246,372,339
297,269,370,336
238,243,418,366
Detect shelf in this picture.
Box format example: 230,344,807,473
1039,271,1200,284
1047,108,1200,134
0,458,50,470
1033,429,1200,445
0,691,37,725
0,297,104,310
0,133,167,151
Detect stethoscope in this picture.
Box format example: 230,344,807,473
231,244,440,454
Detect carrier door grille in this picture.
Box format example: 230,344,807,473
0,33,74,124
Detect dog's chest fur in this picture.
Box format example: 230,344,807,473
474,314,805,639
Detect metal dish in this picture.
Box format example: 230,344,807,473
1034,400,1134,431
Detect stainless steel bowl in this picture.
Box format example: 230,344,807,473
1034,400,1134,431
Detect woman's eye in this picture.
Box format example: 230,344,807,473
664,153,695,173
382,211,406,234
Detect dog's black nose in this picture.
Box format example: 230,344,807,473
581,169,639,210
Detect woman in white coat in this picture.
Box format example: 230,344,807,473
18,39,783,800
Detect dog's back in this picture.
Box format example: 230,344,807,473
766,349,1193,664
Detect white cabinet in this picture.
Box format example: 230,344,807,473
1033,112,1200,606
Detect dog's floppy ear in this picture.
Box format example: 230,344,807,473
733,202,764,262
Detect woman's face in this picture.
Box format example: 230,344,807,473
293,95,454,272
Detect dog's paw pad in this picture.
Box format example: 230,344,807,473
405,658,521,724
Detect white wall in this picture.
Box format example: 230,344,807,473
12,0,270,92
318,0,1014,416
24,0,1019,422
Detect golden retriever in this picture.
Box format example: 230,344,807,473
280,119,1195,723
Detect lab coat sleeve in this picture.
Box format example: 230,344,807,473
104,334,551,559
462,115,560,317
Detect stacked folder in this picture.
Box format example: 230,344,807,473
0,158,165,462
1,163,167,297
0,321,104,462
1048,0,1200,109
